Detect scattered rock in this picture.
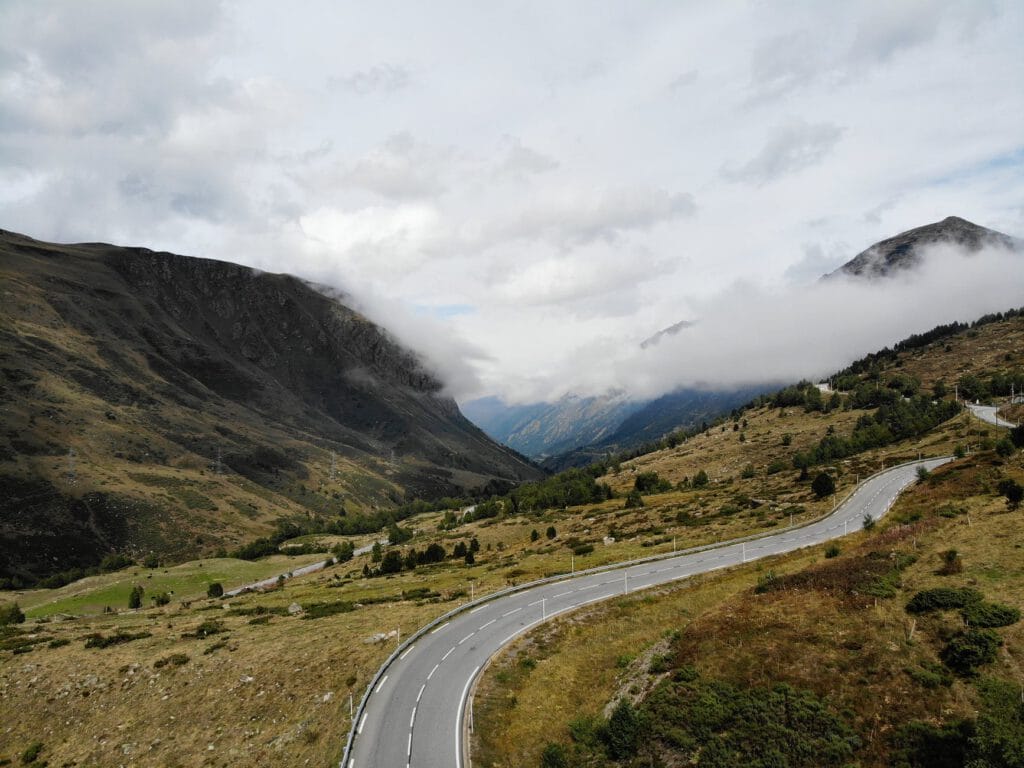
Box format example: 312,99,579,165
288,602,303,615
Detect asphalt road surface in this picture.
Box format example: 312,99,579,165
344,456,951,768
968,403,1017,429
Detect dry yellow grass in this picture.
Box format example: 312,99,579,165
471,451,1024,768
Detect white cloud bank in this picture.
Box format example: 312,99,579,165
1,1,1022,406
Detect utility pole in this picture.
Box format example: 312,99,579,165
570,555,574,575
349,693,353,719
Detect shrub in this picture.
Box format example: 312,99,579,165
824,544,840,559
153,653,189,669
692,470,709,488
184,619,225,639
906,587,983,614
332,541,355,562
997,478,1023,509
765,459,788,475
546,526,557,540
530,529,540,542
20,741,43,765
99,553,134,572
862,513,875,531
84,631,152,649
539,743,568,768
940,629,1001,675
604,699,640,759
571,543,594,556
891,719,974,768
142,553,161,568
937,549,962,575
634,471,670,494
960,601,1021,628
811,472,836,499
0,602,25,626
740,463,756,479
207,582,224,598
128,585,144,609
624,490,644,509
151,592,171,606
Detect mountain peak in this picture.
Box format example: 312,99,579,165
828,216,1018,279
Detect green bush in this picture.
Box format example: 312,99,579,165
0,602,25,626
905,587,983,614
634,471,671,494
84,631,152,649
20,741,43,765
891,719,974,768
824,544,840,559
207,582,224,598
604,699,640,759
184,619,225,639
940,629,1001,676
692,470,709,488
128,585,144,609
811,472,836,498
153,653,189,669
539,743,568,768
624,490,644,509
100,553,134,572
961,601,1020,628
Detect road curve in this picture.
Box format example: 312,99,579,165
968,403,1017,429
343,457,950,768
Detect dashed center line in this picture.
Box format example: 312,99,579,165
502,607,521,617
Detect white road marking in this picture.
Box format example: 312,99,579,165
469,604,487,614
399,644,415,660
442,647,455,661
427,663,439,680
431,622,450,634
455,666,481,768
410,707,417,727
358,713,367,734
480,619,496,630
502,607,521,617
417,683,426,702
458,632,475,645
375,675,388,693
554,591,572,598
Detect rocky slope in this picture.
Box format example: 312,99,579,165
0,229,541,584
827,215,1018,279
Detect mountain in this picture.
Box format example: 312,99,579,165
827,215,1018,279
0,229,541,584
540,386,769,470
461,393,644,460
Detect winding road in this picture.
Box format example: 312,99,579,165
968,403,1018,429
342,456,951,768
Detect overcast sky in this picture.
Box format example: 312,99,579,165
2,1,1022,404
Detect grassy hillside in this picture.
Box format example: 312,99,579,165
1,311,1020,767
472,449,1023,768
0,229,540,586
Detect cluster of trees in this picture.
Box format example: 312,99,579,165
793,396,961,470
508,468,614,513
366,537,480,577
956,370,1024,402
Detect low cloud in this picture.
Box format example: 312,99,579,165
599,244,1024,399
469,244,1023,404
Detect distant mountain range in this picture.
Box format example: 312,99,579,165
467,216,1020,464
0,229,540,584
